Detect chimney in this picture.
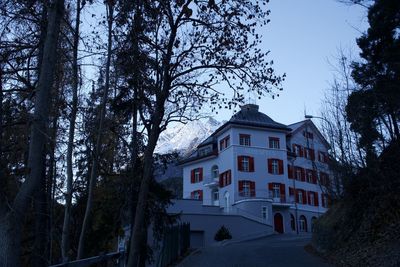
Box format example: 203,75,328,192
241,104,259,112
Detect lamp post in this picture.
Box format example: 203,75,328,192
287,151,299,235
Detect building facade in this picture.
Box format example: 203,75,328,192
173,104,331,245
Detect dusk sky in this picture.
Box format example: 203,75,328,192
213,0,369,125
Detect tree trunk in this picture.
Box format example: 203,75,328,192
61,0,81,261
76,2,114,259
0,0,64,265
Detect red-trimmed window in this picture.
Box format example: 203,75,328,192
304,148,315,161
238,156,254,172
296,189,307,204
269,137,280,149
308,191,319,206
318,151,329,163
190,168,203,183
239,134,251,146
268,158,283,175
288,164,294,179
238,180,255,197
219,135,230,151
219,170,232,187
293,144,304,157
191,190,203,200
306,169,317,184
303,131,314,139
320,172,330,186
294,166,305,181
268,183,286,202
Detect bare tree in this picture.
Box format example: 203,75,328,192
76,0,115,259
0,0,65,265
126,1,283,265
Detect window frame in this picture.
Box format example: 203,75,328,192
239,134,251,146
269,137,280,149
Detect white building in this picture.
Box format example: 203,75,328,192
170,104,331,246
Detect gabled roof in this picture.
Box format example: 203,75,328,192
288,119,331,149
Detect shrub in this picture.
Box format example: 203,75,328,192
214,225,232,241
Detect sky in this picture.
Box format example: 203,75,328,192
211,0,369,125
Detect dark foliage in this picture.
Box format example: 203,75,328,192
214,225,232,241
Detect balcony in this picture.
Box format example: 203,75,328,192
268,191,293,207
203,176,219,187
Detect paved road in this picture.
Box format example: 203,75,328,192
177,234,332,267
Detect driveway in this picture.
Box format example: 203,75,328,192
177,234,332,267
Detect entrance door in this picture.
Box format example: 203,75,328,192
274,213,284,233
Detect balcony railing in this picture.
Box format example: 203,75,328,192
202,175,219,187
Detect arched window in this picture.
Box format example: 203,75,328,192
211,165,219,179
299,215,307,232
290,213,296,231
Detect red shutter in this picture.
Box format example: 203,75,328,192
314,192,319,206
288,165,293,179
324,154,329,163
301,168,305,182
249,157,254,172
199,168,203,182
321,194,325,207
268,183,273,191
191,170,195,183
250,181,255,197
302,190,307,204
227,170,231,185
199,190,203,200
289,187,294,195
278,160,284,174
295,190,299,203
238,180,244,196
268,159,272,173
307,191,311,205
310,149,315,161
312,170,317,184
280,184,285,201
219,173,224,187
299,146,304,157
238,156,243,171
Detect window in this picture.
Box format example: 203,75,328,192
295,167,304,181
238,180,255,197
290,214,296,231
219,135,230,151
318,151,328,163
309,192,315,206
211,165,219,179
190,168,203,183
306,170,313,183
269,137,280,149
239,134,251,146
321,194,329,208
320,172,329,186
305,148,315,160
238,156,254,172
303,131,314,139
219,170,231,187
272,184,280,198
262,206,268,221
299,215,307,232
293,144,303,157
298,191,303,203
198,146,212,157
213,190,219,201
191,190,203,200
268,158,283,174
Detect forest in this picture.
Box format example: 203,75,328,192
0,0,283,266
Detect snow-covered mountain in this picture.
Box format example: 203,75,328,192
155,118,222,156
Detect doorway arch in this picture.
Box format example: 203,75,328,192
274,213,284,233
